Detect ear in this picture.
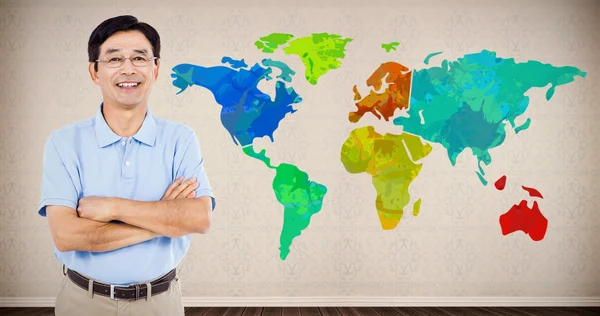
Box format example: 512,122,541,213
153,59,160,81
89,62,100,86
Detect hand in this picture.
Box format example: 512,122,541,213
77,196,119,222
161,176,198,201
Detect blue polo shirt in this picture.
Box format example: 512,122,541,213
37,103,216,285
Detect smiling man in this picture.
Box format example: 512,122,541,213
37,15,216,316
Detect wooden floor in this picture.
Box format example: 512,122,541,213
1,306,599,315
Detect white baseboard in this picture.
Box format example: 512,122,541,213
183,297,600,307
1,297,599,307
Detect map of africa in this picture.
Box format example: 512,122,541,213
171,32,586,260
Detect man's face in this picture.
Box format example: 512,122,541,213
89,30,160,109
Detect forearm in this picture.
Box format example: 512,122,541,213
114,197,212,238
58,216,158,253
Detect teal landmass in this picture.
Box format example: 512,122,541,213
262,58,295,82
424,51,442,65
394,49,586,185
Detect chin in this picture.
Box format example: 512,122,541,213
115,97,145,107
105,101,137,110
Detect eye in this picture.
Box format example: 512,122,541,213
133,56,148,61
109,57,122,62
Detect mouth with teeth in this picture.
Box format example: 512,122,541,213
116,81,141,90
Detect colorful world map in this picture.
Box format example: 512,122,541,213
171,32,587,260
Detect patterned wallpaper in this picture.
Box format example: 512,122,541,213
0,0,599,299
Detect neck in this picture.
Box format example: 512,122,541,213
102,101,147,137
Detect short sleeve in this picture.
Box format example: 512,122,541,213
174,130,216,211
37,134,80,217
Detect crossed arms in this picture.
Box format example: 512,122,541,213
46,177,212,253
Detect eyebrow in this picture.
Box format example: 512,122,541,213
104,48,150,55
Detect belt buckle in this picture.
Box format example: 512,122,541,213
110,284,116,300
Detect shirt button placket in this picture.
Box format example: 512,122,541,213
123,137,134,181
119,138,126,180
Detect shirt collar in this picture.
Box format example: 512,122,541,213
94,103,157,148
132,107,157,147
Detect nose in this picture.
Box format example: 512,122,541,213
120,58,137,75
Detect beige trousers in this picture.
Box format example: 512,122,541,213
54,267,185,316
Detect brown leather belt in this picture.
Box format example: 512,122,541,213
66,268,176,301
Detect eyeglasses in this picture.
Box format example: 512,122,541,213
95,55,158,68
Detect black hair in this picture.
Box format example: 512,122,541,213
88,15,160,72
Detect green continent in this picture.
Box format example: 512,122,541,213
273,163,327,260
243,145,327,260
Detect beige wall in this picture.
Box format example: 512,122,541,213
1,0,599,303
